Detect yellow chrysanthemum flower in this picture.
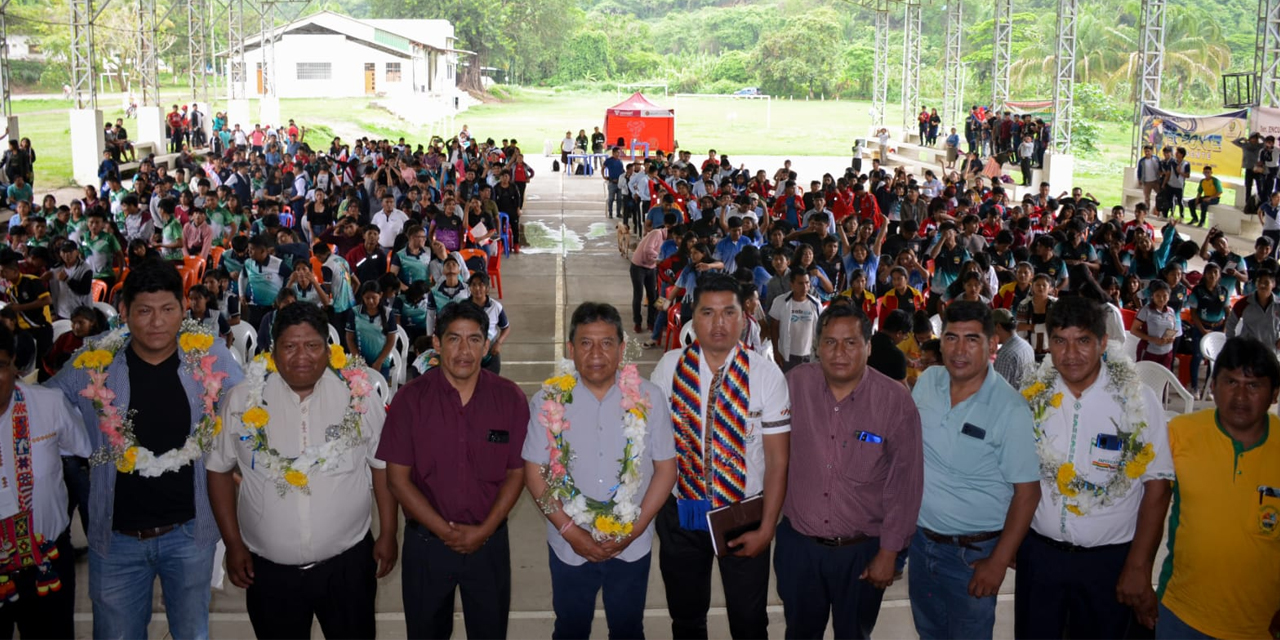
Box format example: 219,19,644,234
1021,382,1046,401
1136,443,1155,464
212,417,223,436
242,407,270,429
1066,504,1082,516
179,333,215,353
329,345,348,370
548,375,576,393
115,447,138,473
74,349,113,370
1125,460,1148,479
1056,463,1079,497
1049,393,1064,409
621,522,634,536
284,470,308,487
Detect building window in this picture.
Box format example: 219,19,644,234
296,62,331,80
447,64,454,80
386,62,402,83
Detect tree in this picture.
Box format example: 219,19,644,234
751,8,842,98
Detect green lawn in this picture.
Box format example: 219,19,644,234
14,87,1135,206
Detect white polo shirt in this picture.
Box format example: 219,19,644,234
1030,365,1174,547
650,345,791,498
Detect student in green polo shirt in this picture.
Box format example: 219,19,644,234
390,223,431,288
80,210,123,290
155,198,183,262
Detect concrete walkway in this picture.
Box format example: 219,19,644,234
62,153,1187,638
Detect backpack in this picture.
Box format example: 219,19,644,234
552,159,560,172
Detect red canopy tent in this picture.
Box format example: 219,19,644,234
605,92,675,154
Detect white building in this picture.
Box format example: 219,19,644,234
7,35,46,61
224,11,470,112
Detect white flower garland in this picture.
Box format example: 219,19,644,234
1021,346,1157,517
537,360,651,541
78,320,228,477
235,348,374,496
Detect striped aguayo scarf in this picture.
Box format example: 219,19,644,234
670,343,750,531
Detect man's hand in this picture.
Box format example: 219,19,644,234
860,548,898,589
444,522,490,555
1116,564,1158,629
566,527,613,563
599,531,638,559
373,533,398,578
967,555,1008,598
729,526,775,558
225,541,255,588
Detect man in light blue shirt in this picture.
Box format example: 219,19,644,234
522,302,677,639
714,218,754,273
909,300,1041,639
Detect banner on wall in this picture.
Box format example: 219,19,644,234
1006,100,1054,122
1139,105,1248,175
1253,106,1280,138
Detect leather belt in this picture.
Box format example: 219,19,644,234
810,533,870,548
1030,530,1129,554
116,524,177,540
920,527,1002,550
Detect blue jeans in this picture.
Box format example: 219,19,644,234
548,547,651,640
907,529,1001,640
89,520,216,640
1154,602,1217,640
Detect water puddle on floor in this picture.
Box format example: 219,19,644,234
521,220,584,253
586,222,610,239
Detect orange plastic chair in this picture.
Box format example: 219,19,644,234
183,256,207,282
664,303,683,351
457,248,487,265
209,246,226,272
486,251,502,298
310,255,325,283
90,279,108,303
1120,308,1137,330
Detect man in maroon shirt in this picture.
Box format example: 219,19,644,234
775,303,924,639
378,302,529,639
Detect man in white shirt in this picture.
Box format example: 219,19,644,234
769,271,822,372
371,195,409,252
208,302,398,639
1014,297,1173,637
0,325,90,639
650,274,790,640
1137,145,1162,212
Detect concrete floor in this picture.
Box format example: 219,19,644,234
64,153,1180,639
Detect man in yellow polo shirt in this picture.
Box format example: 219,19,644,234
1188,165,1224,228
1157,336,1280,639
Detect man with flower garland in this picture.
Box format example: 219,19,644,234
649,273,791,640
47,257,244,639
207,301,397,638
1014,296,1173,638
522,302,677,639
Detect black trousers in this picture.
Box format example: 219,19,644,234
656,496,770,640
1014,531,1137,640
1020,158,1033,186
246,532,377,640
630,263,657,329
0,528,75,640
774,518,886,640
402,520,510,640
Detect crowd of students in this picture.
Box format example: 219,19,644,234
14,120,533,384
619,140,1276,397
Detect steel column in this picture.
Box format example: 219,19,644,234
70,0,96,109
901,0,921,136
872,3,889,128
943,0,963,128
189,0,208,102
1051,0,1078,152
135,0,158,105
227,0,246,99
1259,0,1280,108
1137,0,1165,107
0,5,10,119
991,0,1011,113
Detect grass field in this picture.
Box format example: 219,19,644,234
15,86,1135,206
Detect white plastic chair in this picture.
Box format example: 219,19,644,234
228,347,243,366
1134,360,1195,418
51,319,72,343
366,366,389,403
387,349,404,395
93,301,119,328
1122,333,1140,361
1198,331,1227,399
679,322,695,347
929,314,943,337
394,326,411,372
230,323,258,361
327,324,341,346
